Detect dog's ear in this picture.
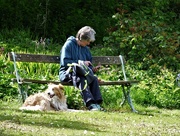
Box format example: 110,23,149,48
53,84,64,99
58,84,64,91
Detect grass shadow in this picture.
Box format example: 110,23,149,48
0,106,107,133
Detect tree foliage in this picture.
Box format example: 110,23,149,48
0,0,119,43
103,0,180,70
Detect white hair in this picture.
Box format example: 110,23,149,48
76,26,96,42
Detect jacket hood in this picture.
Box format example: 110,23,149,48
67,36,77,44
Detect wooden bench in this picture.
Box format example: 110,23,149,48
8,52,139,112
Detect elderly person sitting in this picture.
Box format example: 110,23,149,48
59,26,103,111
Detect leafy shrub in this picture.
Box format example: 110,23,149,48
103,0,180,70
127,64,180,109
65,87,84,109
100,0,180,109
0,53,18,100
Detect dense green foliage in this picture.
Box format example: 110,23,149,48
0,0,118,44
101,0,180,109
0,54,18,100
0,0,180,110
103,0,180,70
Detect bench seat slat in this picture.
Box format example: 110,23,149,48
12,78,139,86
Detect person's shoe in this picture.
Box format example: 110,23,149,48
96,104,103,111
88,104,99,111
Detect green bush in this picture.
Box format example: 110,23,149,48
103,0,180,70
127,64,180,109
0,53,18,100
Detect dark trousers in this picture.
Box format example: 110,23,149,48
77,76,103,107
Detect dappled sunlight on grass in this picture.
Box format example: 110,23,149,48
0,100,180,136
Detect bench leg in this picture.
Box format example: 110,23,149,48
18,84,27,102
126,86,137,113
120,86,126,106
121,85,137,113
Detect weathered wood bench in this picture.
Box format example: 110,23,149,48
8,52,139,112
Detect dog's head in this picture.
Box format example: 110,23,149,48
45,83,65,99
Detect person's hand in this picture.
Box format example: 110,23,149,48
84,61,92,66
93,65,101,73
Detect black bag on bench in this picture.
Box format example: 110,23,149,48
64,62,95,89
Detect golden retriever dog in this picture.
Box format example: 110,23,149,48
19,83,68,111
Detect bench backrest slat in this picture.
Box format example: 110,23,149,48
8,53,125,65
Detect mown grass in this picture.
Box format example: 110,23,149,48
0,100,179,136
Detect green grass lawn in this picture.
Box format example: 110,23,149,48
0,100,180,136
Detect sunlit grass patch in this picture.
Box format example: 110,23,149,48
0,100,180,136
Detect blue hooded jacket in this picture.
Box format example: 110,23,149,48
59,36,93,81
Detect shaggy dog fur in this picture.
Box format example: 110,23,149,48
19,83,68,111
